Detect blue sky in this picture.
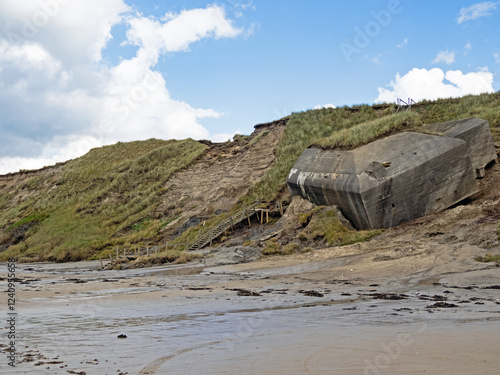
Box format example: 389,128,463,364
0,0,499,174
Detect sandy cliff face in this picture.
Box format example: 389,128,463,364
156,124,285,237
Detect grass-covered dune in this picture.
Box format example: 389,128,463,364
1,92,499,262
0,139,207,261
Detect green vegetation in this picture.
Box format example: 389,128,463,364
246,129,269,149
262,207,383,257
474,254,500,263
298,208,383,246
312,111,423,150
414,92,500,140
0,139,207,262
232,134,250,145
7,213,49,232
261,241,302,256
262,239,281,255
281,242,300,255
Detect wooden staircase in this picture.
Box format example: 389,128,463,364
188,201,259,251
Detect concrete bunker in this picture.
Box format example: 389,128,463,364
287,117,497,230
427,117,497,178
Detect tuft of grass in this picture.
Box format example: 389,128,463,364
261,240,301,256
298,207,322,225
298,208,383,246
281,242,300,255
474,254,500,263
262,239,281,255
246,130,269,149
232,134,250,145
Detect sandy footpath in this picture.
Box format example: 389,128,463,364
1,243,500,375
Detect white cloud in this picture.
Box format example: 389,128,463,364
457,1,498,23
0,2,246,174
396,38,408,48
375,67,494,103
313,104,336,110
125,6,242,56
1,0,130,64
432,50,455,65
0,41,60,73
495,53,500,63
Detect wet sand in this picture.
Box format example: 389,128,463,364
1,255,500,374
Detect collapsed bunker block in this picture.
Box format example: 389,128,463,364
427,117,497,178
286,118,496,230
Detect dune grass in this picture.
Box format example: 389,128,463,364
246,129,270,149
312,111,423,150
474,254,500,263
414,92,500,140
0,139,207,262
298,208,383,246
